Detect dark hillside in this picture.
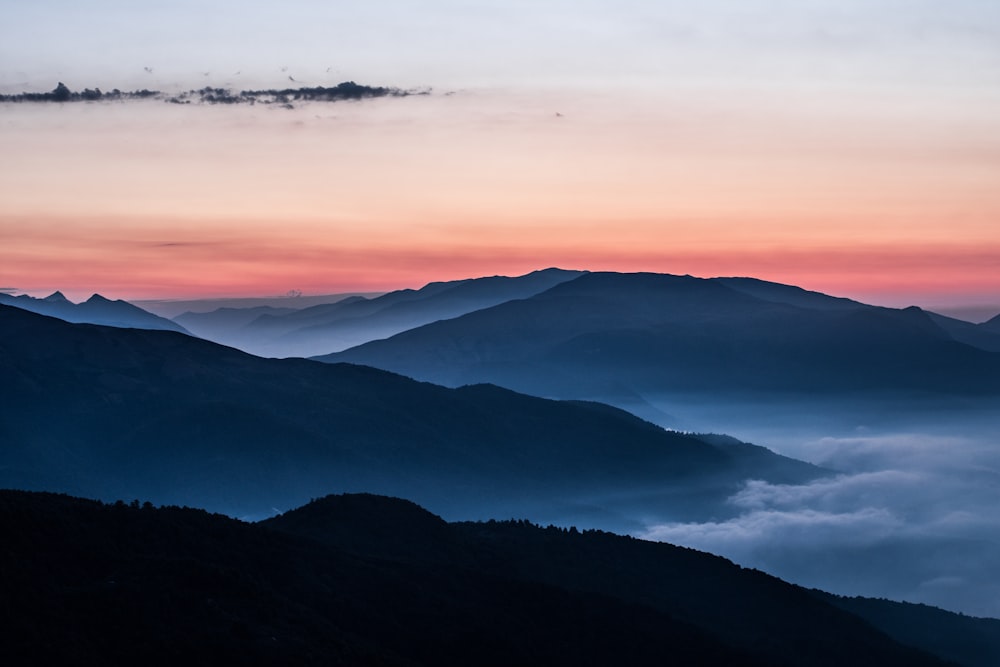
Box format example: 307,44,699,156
0,489,756,666
0,489,955,667
264,493,951,667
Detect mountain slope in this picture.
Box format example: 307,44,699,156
0,489,759,667
718,276,1000,354
319,272,1000,403
0,489,956,666
261,492,952,667
134,291,379,319
924,312,1000,353
0,304,821,524
173,304,300,341
715,276,868,311
814,592,1000,667
0,291,190,334
195,268,585,357
980,311,1000,333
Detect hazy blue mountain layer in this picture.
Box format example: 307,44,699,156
319,272,1000,433
176,268,585,358
134,291,380,319
980,311,1000,333
0,291,190,334
321,271,1000,396
0,304,820,526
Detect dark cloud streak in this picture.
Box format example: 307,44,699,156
0,82,157,103
0,80,422,109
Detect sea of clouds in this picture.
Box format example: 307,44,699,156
642,430,1000,618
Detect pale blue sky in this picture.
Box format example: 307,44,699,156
3,1,998,93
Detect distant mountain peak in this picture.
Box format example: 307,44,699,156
43,291,70,303
0,290,190,335
530,267,586,276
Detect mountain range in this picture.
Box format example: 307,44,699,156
7,489,1000,666
4,271,1000,659
133,291,383,319
172,268,585,358
0,290,190,334
319,272,1000,430
0,303,819,526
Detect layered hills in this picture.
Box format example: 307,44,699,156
4,271,1000,659
173,268,584,358
0,304,819,525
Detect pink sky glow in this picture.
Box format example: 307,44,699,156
2,3,998,311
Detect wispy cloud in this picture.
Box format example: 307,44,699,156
645,506,903,548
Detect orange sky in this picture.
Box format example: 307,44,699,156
3,0,1000,314
2,85,998,309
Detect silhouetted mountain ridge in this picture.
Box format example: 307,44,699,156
3,489,757,666
0,489,964,666
715,276,868,311
183,268,585,357
266,492,1000,666
0,290,189,334
319,272,1000,404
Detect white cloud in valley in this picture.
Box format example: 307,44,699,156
641,432,1000,617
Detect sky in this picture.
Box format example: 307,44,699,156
2,0,1000,315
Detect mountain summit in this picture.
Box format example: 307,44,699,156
42,290,70,303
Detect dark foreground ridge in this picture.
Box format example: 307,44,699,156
3,490,979,666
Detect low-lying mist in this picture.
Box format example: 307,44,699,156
635,398,1000,618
